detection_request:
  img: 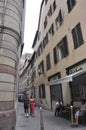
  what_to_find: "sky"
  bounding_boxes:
[23,0,42,54]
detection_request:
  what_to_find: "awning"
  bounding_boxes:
[48,68,86,85]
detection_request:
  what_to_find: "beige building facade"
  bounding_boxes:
[0,0,26,129]
[32,0,86,111]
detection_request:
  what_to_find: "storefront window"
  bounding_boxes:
[72,73,86,101]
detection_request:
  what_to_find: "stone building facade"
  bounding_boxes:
[19,53,32,94]
[32,0,86,111]
[0,0,26,129]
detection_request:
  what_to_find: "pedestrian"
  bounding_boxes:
[29,94,35,117]
[23,94,29,118]
[55,98,64,116]
[74,99,86,126]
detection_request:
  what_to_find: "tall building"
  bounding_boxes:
[32,0,86,110]
[19,53,32,94]
[0,0,26,129]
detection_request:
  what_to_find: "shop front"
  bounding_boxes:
[48,68,86,108]
[48,73,63,110]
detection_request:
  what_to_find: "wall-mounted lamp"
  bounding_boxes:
[37,68,42,75]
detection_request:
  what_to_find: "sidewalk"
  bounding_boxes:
[15,102,86,130]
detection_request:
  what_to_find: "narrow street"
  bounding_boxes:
[16,102,86,130]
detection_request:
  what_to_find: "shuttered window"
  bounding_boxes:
[53,36,69,64]
[72,23,83,49]
[53,47,58,64]
[55,10,63,30]
[67,0,76,13]
[46,53,51,70]
[39,84,46,98]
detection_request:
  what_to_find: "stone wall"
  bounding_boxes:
[0,0,25,129]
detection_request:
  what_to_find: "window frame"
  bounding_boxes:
[39,84,46,98]
[46,53,51,71]
[72,23,84,49]
[53,36,69,64]
[67,0,76,13]
[55,10,63,30]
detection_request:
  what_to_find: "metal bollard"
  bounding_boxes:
[40,107,44,130]
[70,105,74,127]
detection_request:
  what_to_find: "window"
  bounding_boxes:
[22,0,24,8]
[38,42,43,56]
[44,16,47,29]
[31,71,36,82]
[35,51,38,60]
[67,0,76,13]
[53,36,69,64]
[49,23,54,36]
[56,45,64,61]
[39,84,46,98]
[48,5,53,16]
[45,0,48,5]
[43,33,49,48]
[48,1,56,16]
[55,10,63,30]
[50,84,62,101]
[53,46,58,64]
[72,74,86,101]
[38,61,44,75]
[46,53,51,70]
[52,0,56,12]
[38,31,41,40]
[72,23,83,49]
[48,72,61,81]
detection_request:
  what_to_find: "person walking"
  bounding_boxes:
[23,94,29,118]
[55,99,64,116]
[29,94,35,117]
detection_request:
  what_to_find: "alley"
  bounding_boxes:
[16,102,86,130]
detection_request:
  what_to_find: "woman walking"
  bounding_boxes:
[29,95,35,117]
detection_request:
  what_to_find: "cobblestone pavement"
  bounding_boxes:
[15,102,86,130]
